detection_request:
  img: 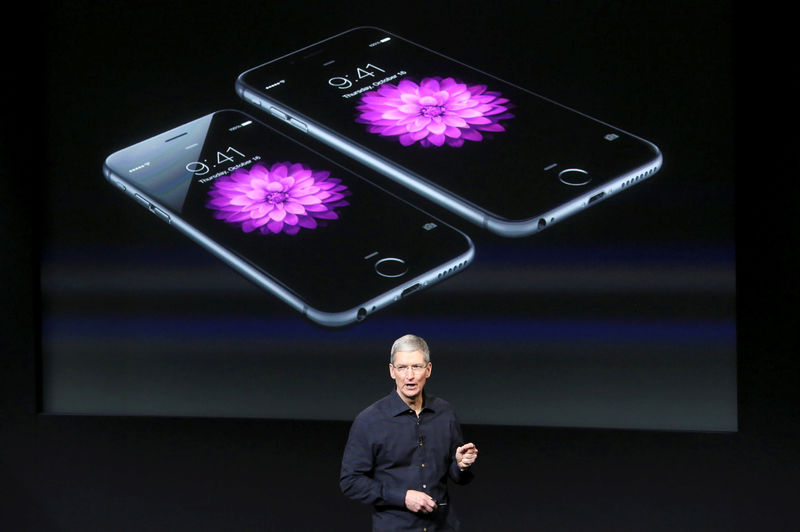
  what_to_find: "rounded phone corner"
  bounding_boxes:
[235,70,252,88]
[214,108,246,118]
[651,144,664,169]
[346,25,389,33]
[642,136,662,160]
[304,306,361,329]
[461,236,477,261]
[483,216,542,238]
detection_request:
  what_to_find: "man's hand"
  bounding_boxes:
[456,442,478,469]
[405,490,437,513]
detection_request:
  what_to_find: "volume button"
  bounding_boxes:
[269,107,288,121]
[134,193,150,208]
[288,117,307,132]
[152,206,171,224]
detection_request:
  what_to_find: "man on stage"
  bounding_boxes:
[340,334,478,531]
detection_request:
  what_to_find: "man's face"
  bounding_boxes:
[390,350,432,402]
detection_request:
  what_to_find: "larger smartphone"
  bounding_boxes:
[236,27,662,237]
[103,110,474,327]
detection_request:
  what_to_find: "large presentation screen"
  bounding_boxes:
[39,3,736,432]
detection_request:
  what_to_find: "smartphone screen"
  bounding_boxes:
[237,27,662,236]
[104,110,474,326]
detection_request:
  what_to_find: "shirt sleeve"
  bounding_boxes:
[449,458,475,485]
[448,412,475,485]
[339,415,407,508]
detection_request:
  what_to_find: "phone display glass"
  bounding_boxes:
[237,27,662,235]
[103,110,474,326]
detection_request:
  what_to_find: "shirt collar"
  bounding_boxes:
[386,389,436,416]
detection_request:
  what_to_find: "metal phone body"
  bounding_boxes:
[104,110,474,326]
[236,27,662,237]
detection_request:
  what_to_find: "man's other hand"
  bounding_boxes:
[456,442,478,469]
[405,490,437,513]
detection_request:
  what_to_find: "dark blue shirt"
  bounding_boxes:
[340,390,474,531]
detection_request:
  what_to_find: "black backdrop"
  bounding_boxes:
[3,1,798,530]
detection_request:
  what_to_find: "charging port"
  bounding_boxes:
[401,283,421,297]
[588,191,606,204]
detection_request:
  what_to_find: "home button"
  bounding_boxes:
[558,168,591,186]
[375,258,408,278]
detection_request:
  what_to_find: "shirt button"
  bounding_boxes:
[423,484,427,488]
[421,463,425,468]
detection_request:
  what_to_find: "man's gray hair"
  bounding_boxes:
[390,334,430,364]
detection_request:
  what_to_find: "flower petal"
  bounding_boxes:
[427,120,447,135]
[427,133,446,146]
[408,116,431,132]
[284,201,307,215]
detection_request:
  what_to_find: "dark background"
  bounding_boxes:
[3,1,797,530]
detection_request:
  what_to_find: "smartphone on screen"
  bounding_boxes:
[236,27,662,237]
[103,110,474,327]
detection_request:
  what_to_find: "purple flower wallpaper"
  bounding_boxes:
[356,76,514,147]
[206,161,349,235]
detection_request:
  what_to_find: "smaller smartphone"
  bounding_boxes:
[236,27,662,237]
[103,110,474,327]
